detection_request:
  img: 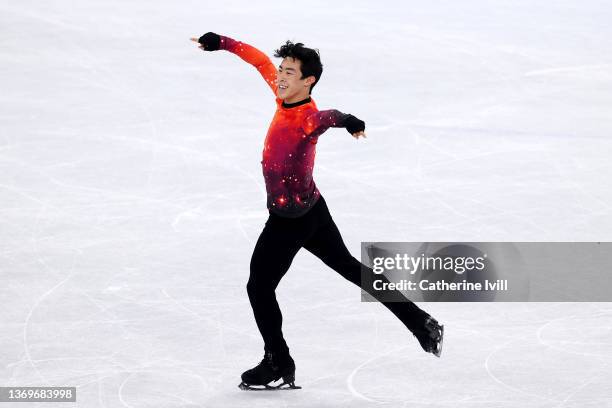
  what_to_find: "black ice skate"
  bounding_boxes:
[416,316,444,357]
[238,350,301,391]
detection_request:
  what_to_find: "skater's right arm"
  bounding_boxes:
[191,32,277,96]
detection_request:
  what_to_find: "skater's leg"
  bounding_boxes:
[248,211,319,355]
[302,198,430,335]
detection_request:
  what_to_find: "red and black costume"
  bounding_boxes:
[199,33,433,367]
[219,34,354,217]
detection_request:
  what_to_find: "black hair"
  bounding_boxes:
[274,41,323,93]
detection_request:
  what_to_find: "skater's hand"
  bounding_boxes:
[345,114,366,139]
[352,130,366,139]
[190,32,221,51]
[190,37,205,51]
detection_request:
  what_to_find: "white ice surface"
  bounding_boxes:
[1,0,612,407]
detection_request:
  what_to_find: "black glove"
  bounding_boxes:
[198,32,221,51]
[345,114,365,134]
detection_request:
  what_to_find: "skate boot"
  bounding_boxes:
[416,316,444,357]
[238,350,301,390]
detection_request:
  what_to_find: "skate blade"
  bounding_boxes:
[238,381,302,391]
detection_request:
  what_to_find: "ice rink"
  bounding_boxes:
[1,0,612,406]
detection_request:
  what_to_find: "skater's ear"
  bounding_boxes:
[302,75,316,89]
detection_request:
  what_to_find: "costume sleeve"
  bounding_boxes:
[302,110,350,139]
[219,35,277,96]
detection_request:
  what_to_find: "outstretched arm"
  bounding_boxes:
[190,33,277,95]
[303,110,366,140]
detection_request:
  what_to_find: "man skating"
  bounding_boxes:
[191,32,443,390]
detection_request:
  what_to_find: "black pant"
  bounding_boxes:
[247,195,430,355]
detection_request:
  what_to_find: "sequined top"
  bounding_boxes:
[220,35,349,217]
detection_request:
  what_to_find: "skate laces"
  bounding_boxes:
[261,351,278,370]
[425,317,442,339]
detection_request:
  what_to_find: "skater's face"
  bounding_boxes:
[276,57,315,103]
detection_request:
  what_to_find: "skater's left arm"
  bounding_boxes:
[303,110,366,140]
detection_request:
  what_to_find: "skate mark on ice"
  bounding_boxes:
[484,335,557,403]
[536,311,612,358]
[23,237,80,387]
[524,64,612,77]
[552,377,597,408]
[161,288,259,342]
[346,346,409,404]
[117,368,208,408]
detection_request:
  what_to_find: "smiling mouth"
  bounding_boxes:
[279,84,288,90]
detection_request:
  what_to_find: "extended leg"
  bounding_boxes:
[302,214,433,343]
